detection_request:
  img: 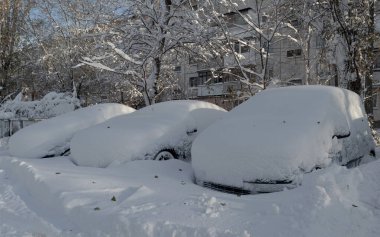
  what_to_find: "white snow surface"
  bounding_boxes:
[0,152,379,237]
[192,86,375,187]
[8,103,135,158]
[70,100,226,168]
[1,92,379,236]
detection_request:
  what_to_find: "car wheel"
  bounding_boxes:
[345,156,363,168]
[153,150,176,161]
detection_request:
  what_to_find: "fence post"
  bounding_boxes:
[9,120,12,136]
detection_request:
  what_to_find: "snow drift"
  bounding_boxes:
[0,155,379,237]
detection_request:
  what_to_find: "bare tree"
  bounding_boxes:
[203,0,295,97]
[323,0,376,113]
[0,0,34,98]
[79,0,205,106]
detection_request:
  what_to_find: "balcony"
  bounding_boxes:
[224,51,255,67]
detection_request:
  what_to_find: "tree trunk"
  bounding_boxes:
[364,0,375,116]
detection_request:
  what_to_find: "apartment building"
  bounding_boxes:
[177,0,334,110]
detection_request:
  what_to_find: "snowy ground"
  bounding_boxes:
[0,144,379,237]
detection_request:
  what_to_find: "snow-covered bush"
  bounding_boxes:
[0,92,80,119]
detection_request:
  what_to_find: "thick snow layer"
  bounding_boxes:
[0,92,80,119]
[0,154,379,236]
[70,100,226,168]
[192,86,376,188]
[8,104,135,158]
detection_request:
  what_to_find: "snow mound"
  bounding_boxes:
[70,100,226,168]
[0,92,80,119]
[192,86,376,190]
[8,103,135,158]
[0,155,379,236]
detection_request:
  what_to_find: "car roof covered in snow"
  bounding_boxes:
[70,100,226,168]
[192,86,375,187]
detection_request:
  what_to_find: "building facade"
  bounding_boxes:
[177,0,335,110]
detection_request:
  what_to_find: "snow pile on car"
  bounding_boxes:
[192,86,375,188]
[0,92,80,119]
[70,100,226,168]
[8,103,135,158]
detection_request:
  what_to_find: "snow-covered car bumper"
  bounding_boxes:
[196,178,299,195]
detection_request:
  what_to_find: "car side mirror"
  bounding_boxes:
[186,128,198,135]
[332,131,351,139]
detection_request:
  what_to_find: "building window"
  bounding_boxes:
[294,49,302,56]
[287,49,302,57]
[198,71,212,84]
[189,77,198,87]
[174,66,181,72]
[240,42,250,53]
[373,93,378,108]
[234,41,240,53]
[234,37,253,54]
[224,8,251,26]
[375,55,380,69]
[213,77,224,83]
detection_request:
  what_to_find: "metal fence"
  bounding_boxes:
[0,118,42,138]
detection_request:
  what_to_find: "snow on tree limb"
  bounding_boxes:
[107,42,143,65]
[79,60,118,73]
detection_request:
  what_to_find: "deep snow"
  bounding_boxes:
[1,94,379,236]
[0,150,379,236]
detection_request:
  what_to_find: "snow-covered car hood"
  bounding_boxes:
[192,116,337,187]
[192,86,375,190]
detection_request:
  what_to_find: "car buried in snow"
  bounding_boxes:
[8,103,135,159]
[191,86,376,195]
[70,100,226,168]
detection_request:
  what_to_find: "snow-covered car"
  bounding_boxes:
[9,103,135,158]
[192,86,376,194]
[70,100,227,168]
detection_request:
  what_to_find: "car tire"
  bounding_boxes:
[153,150,177,161]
